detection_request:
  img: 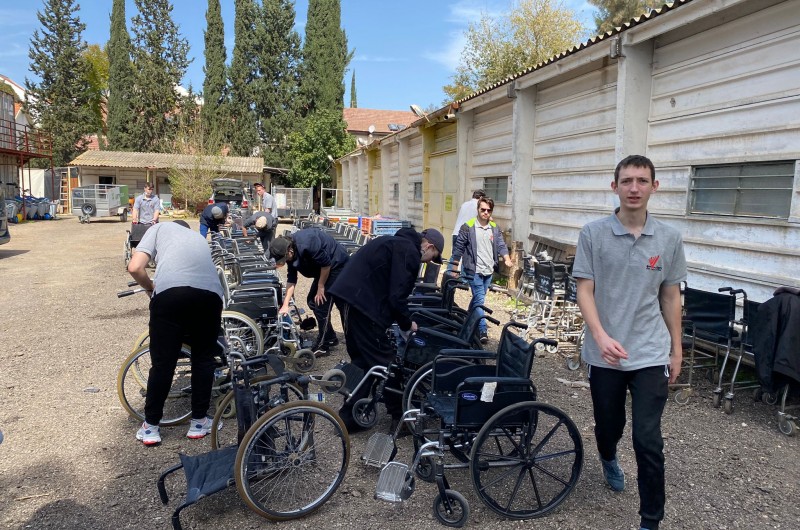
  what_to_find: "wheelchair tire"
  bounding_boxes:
[469,401,583,519]
[210,377,303,450]
[130,329,151,354]
[352,397,379,429]
[235,402,350,520]
[221,311,264,357]
[81,203,96,216]
[433,489,469,528]
[116,345,193,426]
[320,368,346,394]
[291,349,315,373]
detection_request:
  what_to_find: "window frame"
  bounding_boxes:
[483,176,509,204]
[413,182,422,200]
[688,161,795,220]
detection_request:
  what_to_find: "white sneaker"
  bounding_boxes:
[187,417,213,439]
[136,422,161,445]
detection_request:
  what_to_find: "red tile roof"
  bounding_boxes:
[343,108,417,135]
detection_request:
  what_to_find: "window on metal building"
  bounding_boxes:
[483,176,509,204]
[689,161,795,219]
[413,182,422,200]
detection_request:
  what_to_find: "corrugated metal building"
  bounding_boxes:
[335,0,800,303]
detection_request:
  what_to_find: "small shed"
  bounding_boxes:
[68,150,264,209]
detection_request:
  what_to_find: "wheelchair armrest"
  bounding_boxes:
[461,376,533,387]
[415,325,470,342]
[410,309,460,330]
[438,349,494,360]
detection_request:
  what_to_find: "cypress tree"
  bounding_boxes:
[300,0,351,115]
[228,0,260,157]
[254,0,303,167]
[129,0,190,152]
[106,0,136,150]
[349,70,356,108]
[25,0,95,167]
[200,0,228,152]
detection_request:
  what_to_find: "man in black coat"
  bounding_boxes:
[270,228,350,356]
[328,227,445,431]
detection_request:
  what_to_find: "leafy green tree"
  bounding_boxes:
[300,0,351,115]
[349,70,356,108]
[252,0,303,168]
[286,109,355,187]
[25,0,95,167]
[443,0,586,102]
[228,0,260,156]
[200,0,228,152]
[106,0,136,150]
[589,0,663,34]
[129,0,191,152]
[82,44,108,139]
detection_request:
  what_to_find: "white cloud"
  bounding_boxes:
[422,30,466,72]
[353,54,403,63]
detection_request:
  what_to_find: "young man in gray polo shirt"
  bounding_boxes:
[132,183,160,224]
[573,154,686,530]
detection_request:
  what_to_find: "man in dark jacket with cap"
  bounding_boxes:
[269,229,350,356]
[199,202,229,238]
[242,211,275,250]
[328,226,444,431]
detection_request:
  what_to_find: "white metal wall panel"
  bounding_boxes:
[387,144,400,217]
[648,2,800,301]
[470,100,513,227]
[530,65,618,245]
[407,135,424,228]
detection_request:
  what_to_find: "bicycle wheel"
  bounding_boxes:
[116,345,193,426]
[222,310,264,357]
[235,401,350,521]
[210,378,304,450]
[469,401,583,519]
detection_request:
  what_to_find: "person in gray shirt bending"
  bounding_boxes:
[242,211,276,250]
[127,220,224,446]
[573,154,686,530]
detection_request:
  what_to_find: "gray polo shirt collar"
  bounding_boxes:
[610,208,655,237]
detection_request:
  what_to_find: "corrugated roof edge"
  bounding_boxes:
[69,150,264,174]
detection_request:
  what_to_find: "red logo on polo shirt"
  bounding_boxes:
[646,255,662,271]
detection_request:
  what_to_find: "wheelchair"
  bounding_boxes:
[321,304,497,430]
[363,322,584,527]
[123,221,156,269]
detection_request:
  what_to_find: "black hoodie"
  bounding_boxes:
[328,228,421,331]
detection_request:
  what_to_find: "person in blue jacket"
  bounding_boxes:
[199,202,228,237]
[451,196,512,343]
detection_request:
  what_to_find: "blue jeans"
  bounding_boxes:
[468,273,493,333]
[199,223,209,238]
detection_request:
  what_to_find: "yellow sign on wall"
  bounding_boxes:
[445,195,453,211]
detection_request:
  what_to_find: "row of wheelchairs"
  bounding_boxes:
[680,284,799,436]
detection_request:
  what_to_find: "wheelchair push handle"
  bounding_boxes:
[718,286,745,295]
[117,287,149,298]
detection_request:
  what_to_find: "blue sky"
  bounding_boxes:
[0,0,597,111]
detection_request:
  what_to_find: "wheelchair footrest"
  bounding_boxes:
[375,461,414,503]
[361,432,395,468]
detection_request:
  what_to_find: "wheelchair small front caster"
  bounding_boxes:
[353,398,379,429]
[433,489,469,527]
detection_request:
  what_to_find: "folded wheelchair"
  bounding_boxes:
[362,322,584,527]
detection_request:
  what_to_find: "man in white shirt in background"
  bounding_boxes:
[452,189,485,248]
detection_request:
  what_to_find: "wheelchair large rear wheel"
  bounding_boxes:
[116,345,193,426]
[403,358,473,413]
[469,401,583,519]
[221,311,264,357]
[235,402,350,520]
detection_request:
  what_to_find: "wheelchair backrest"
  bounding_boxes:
[683,287,737,341]
[496,327,536,379]
[457,307,483,345]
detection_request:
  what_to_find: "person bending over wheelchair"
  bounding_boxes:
[242,211,275,250]
[127,220,225,446]
[329,227,444,433]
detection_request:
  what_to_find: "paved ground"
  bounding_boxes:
[0,215,798,529]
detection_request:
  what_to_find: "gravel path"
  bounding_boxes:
[0,217,797,530]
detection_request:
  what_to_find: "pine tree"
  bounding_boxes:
[129,0,190,152]
[25,0,95,167]
[106,0,136,150]
[349,70,356,108]
[228,0,260,157]
[300,0,351,115]
[200,0,228,152]
[254,0,303,167]
[588,0,663,34]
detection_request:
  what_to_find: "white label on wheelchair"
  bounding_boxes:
[480,382,497,402]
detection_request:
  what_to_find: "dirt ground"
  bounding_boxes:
[0,216,798,530]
